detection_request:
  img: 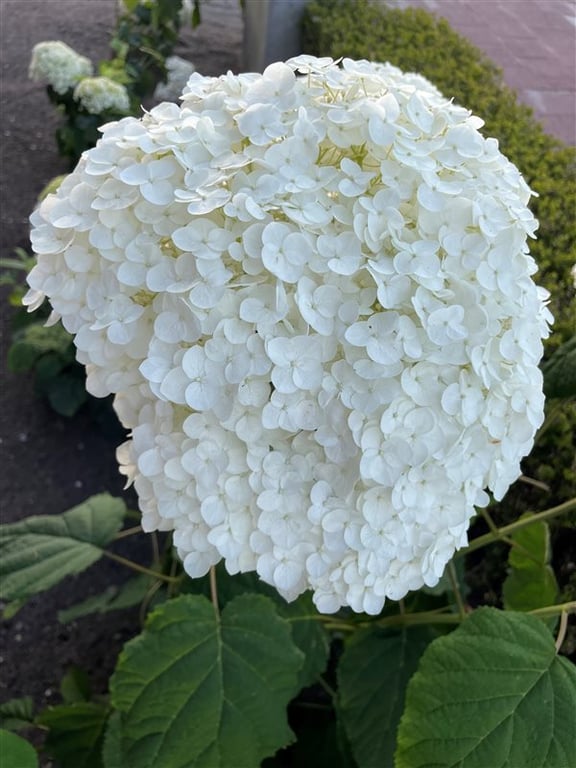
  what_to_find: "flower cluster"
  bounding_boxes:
[73,76,130,115]
[153,56,196,103]
[26,56,551,614]
[29,40,93,95]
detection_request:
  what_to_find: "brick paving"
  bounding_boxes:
[384,0,576,144]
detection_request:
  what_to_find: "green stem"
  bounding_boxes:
[209,565,219,620]
[555,611,569,654]
[529,600,576,619]
[376,611,463,628]
[316,676,337,700]
[448,561,467,620]
[102,550,179,583]
[114,525,143,540]
[462,497,576,556]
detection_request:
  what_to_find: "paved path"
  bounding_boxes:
[385,0,576,144]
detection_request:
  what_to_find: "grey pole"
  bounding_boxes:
[243,0,309,72]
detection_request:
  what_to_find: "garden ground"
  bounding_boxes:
[0,0,573,724]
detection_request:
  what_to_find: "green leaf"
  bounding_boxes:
[395,608,576,768]
[183,568,329,690]
[0,494,126,604]
[0,697,35,731]
[338,628,433,768]
[102,711,122,768]
[542,335,576,399]
[60,667,92,704]
[276,593,330,690]
[110,594,304,768]
[0,729,38,767]
[7,322,74,372]
[192,0,201,28]
[122,0,140,12]
[37,702,110,768]
[44,372,88,417]
[58,575,158,624]
[502,566,558,615]
[503,515,558,612]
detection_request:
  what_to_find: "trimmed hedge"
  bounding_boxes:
[302,0,575,349]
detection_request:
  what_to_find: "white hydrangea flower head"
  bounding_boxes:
[25,56,552,614]
[153,56,197,103]
[29,40,93,95]
[73,76,131,115]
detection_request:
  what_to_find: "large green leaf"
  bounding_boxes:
[0,729,38,768]
[0,697,35,731]
[37,702,110,768]
[503,515,558,613]
[338,627,433,768]
[0,494,126,605]
[276,592,330,690]
[183,567,329,690]
[395,608,576,768]
[110,594,304,768]
[102,711,122,768]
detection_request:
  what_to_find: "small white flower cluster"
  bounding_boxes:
[29,41,93,95]
[26,57,552,614]
[73,76,131,115]
[153,56,196,103]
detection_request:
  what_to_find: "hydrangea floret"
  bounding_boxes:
[29,40,93,95]
[73,76,131,115]
[25,56,552,614]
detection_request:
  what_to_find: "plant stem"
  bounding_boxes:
[519,475,550,492]
[316,676,337,700]
[114,525,143,540]
[209,565,219,620]
[555,611,569,654]
[448,561,467,620]
[462,497,576,555]
[102,550,179,583]
[529,600,576,619]
[377,611,463,628]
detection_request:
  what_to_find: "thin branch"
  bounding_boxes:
[518,475,550,492]
[462,497,576,556]
[209,565,219,620]
[114,525,143,540]
[102,550,179,583]
[150,531,161,569]
[555,611,569,654]
[448,561,467,620]
[377,611,463,629]
[316,676,337,700]
[139,578,165,627]
[529,600,576,619]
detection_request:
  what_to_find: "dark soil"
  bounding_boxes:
[0,0,242,718]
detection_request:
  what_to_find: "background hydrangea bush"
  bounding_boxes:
[24,56,552,615]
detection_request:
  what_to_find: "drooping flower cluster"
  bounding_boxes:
[25,56,552,614]
[73,76,131,115]
[29,41,93,94]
